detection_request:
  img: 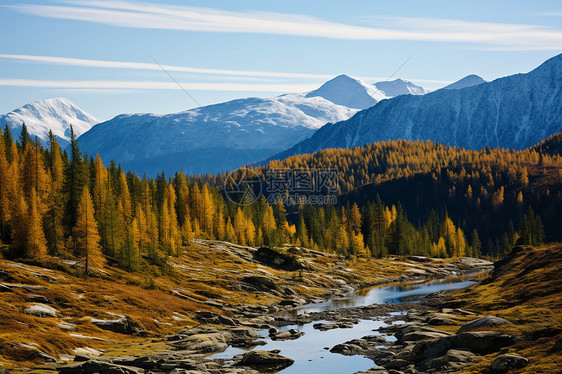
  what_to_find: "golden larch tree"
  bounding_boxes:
[73,187,105,275]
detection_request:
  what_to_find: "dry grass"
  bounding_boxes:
[439,244,562,373]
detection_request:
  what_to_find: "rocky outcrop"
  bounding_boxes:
[239,350,294,371]
[194,311,237,326]
[457,316,510,332]
[253,247,303,271]
[490,354,528,372]
[269,328,304,341]
[91,314,143,335]
[25,303,57,317]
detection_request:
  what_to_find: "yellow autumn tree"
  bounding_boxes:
[73,187,105,275]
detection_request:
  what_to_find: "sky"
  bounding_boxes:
[0,0,561,121]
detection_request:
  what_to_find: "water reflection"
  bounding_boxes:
[211,275,482,374]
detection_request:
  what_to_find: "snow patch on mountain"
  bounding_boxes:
[373,79,426,97]
[1,97,98,146]
[306,75,387,109]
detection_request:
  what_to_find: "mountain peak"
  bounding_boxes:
[306,75,386,109]
[442,75,486,90]
[373,79,426,97]
[1,97,98,146]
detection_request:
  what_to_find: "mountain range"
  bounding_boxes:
[0,97,98,147]
[3,53,561,177]
[270,54,562,162]
[76,75,423,175]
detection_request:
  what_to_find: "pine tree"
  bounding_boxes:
[471,229,481,258]
[73,187,105,275]
[19,123,31,149]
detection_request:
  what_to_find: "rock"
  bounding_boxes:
[269,329,304,341]
[410,337,454,363]
[490,354,528,372]
[241,276,278,292]
[424,349,477,370]
[401,330,451,342]
[91,315,143,335]
[25,303,57,317]
[239,350,294,371]
[229,327,260,347]
[169,331,231,353]
[195,311,237,326]
[253,247,302,271]
[313,322,339,331]
[408,256,432,263]
[457,316,510,332]
[426,316,455,326]
[553,338,562,351]
[58,360,144,374]
[330,339,369,355]
[25,294,50,303]
[456,257,494,268]
[453,331,516,354]
[384,359,409,370]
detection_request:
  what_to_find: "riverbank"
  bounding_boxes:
[0,239,495,372]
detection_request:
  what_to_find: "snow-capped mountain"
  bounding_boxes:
[1,97,98,147]
[270,54,562,162]
[305,75,387,109]
[373,79,426,97]
[77,79,369,175]
[441,74,486,90]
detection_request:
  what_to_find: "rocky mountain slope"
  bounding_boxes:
[271,54,562,161]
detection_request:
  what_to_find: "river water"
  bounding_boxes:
[213,277,477,374]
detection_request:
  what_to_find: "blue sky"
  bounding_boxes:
[1,0,561,121]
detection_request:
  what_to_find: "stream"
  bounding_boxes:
[212,277,478,374]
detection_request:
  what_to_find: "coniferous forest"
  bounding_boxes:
[0,123,559,275]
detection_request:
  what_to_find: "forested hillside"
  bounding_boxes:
[0,125,559,276]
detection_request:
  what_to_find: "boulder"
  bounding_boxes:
[241,276,278,292]
[402,330,452,342]
[313,322,339,331]
[453,331,515,354]
[229,327,260,347]
[424,349,478,370]
[383,359,409,370]
[169,332,230,353]
[457,316,510,333]
[25,303,57,317]
[253,247,302,271]
[269,329,304,341]
[490,354,528,372]
[194,311,237,326]
[426,316,455,326]
[239,350,294,371]
[91,315,142,335]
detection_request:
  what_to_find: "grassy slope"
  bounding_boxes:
[0,240,416,369]
[445,244,562,373]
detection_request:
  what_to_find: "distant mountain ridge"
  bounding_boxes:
[1,97,98,147]
[270,54,562,162]
[441,74,486,90]
[78,75,424,176]
[373,78,426,97]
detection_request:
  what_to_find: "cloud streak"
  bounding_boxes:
[0,78,319,92]
[0,53,454,85]
[7,0,562,50]
[0,53,335,80]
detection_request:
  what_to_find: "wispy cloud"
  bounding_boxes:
[7,0,562,50]
[0,53,454,85]
[0,53,335,80]
[0,78,319,92]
